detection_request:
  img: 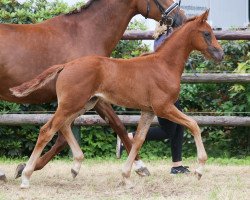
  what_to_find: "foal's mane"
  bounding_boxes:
[66,0,99,16]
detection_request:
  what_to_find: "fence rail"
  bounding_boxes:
[182,73,250,83]
[122,30,250,40]
[0,114,249,126]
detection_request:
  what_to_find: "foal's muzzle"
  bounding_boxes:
[207,46,224,62]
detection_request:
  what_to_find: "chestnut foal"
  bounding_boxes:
[11,10,223,188]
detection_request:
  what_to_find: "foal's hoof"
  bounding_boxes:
[0,171,7,182]
[71,169,78,179]
[135,167,151,177]
[20,182,30,189]
[122,178,134,189]
[15,163,26,179]
[194,170,202,180]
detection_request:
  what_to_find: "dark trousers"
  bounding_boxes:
[145,101,184,162]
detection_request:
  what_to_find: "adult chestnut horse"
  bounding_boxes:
[0,0,186,177]
[11,10,224,188]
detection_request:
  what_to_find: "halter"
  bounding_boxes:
[145,0,181,28]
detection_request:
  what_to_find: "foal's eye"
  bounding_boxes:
[203,31,211,43]
[204,32,210,37]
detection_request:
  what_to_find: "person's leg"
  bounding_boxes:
[158,100,190,174]
[170,124,183,165]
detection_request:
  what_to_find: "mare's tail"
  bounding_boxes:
[10,64,64,97]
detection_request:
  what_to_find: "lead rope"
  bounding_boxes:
[145,0,150,19]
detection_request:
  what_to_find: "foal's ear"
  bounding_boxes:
[197,9,210,23]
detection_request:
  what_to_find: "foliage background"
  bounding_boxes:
[0,0,249,159]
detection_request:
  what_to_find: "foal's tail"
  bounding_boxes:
[10,64,64,97]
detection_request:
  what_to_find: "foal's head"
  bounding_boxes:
[187,10,224,62]
[134,0,186,27]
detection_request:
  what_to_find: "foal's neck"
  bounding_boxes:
[60,0,137,56]
[156,27,193,76]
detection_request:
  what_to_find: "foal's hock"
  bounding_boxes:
[11,10,223,188]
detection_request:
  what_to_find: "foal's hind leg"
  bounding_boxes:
[15,132,68,179]
[21,110,68,188]
[154,104,207,179]
[60,124,83,178]
[59,97,99,178]
[122,111,155,187]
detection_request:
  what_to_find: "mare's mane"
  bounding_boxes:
[139,16,197,57]
[153,16,197,52]
[66,0,99,15]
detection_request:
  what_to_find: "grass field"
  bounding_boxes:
[0,158,249,200]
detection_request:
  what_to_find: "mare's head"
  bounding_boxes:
[133,0,186,28]
[187,10,224,62]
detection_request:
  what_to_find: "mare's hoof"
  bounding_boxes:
[15,163,26,179]
[135,167,151,177]
[194,170,202,180]
[0,171,7,182]
[71,169,78,179]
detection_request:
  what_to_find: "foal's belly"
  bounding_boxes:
[94,92,151,111]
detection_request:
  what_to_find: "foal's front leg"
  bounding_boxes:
[94,100,150,176]
[154,104,208,179]
[122,111,155,187]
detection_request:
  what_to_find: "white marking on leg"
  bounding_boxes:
[122,111,154,182]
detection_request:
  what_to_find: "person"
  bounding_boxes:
[116,23,190,175]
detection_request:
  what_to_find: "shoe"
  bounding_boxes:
[170,166,190,174]
[116,136,124,159]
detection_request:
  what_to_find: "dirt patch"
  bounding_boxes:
[0,160,249,200]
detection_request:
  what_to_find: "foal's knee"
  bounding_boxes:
[75,152,84,162]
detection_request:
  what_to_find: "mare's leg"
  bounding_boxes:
[94,100,150,176]
[122,111,155,187]
[154,104,207,179]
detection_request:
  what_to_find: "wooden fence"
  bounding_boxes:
[0,114,249,126]
[122,30,250,40]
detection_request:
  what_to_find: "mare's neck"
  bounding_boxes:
[156,27,193,76]
[58,0,137,56]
